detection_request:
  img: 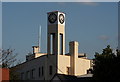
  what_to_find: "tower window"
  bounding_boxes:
[60,34,63,55]
[31,69,35,79]
[26,71,30,80]
[39,67,41,77]
[50,33,55,55]
[49,65,52,75]
[42,66,44,76]
[21,72,24,80]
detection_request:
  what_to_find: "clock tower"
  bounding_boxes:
[47,11,65,55]
[46,11,65,80]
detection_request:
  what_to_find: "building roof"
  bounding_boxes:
[77,74,93,78]
[51,74,93,81]
[11,54,47,68]
[51,74,78,81]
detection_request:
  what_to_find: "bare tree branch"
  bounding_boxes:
[0,48,18,68]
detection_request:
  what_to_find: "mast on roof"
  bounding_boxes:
[38,25,41,52]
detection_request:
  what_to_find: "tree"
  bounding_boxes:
[0,48,20,80]
[93,45,120,80]
[0,48,17,68]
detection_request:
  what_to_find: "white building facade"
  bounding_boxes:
[12,11,92,80]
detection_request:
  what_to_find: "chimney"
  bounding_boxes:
[32,46,39,54]
[69,41,79,75]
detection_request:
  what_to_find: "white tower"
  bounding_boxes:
[46,11,65,80]
[47,11,65,55]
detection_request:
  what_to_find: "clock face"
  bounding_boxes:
[59,14,64,24]
[48,13,57,23]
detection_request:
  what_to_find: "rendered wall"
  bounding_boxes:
[46,55,57,80]
[58,55,70,74]
[13,56,46,80]
[57,54,91,76]
[75,58,91,76]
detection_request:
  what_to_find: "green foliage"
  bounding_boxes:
[93,45,120,80]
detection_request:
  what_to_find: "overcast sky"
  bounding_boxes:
[2,2,118,62]
[0,2,2,49]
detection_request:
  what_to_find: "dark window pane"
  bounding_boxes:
[39,67,41,77]
[42,66,44,76]
[49,65,52,75]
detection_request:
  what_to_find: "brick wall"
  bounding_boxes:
[0,68,9,81]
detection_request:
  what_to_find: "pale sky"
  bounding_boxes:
[0,2,2,49]
[2,2,118,63]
